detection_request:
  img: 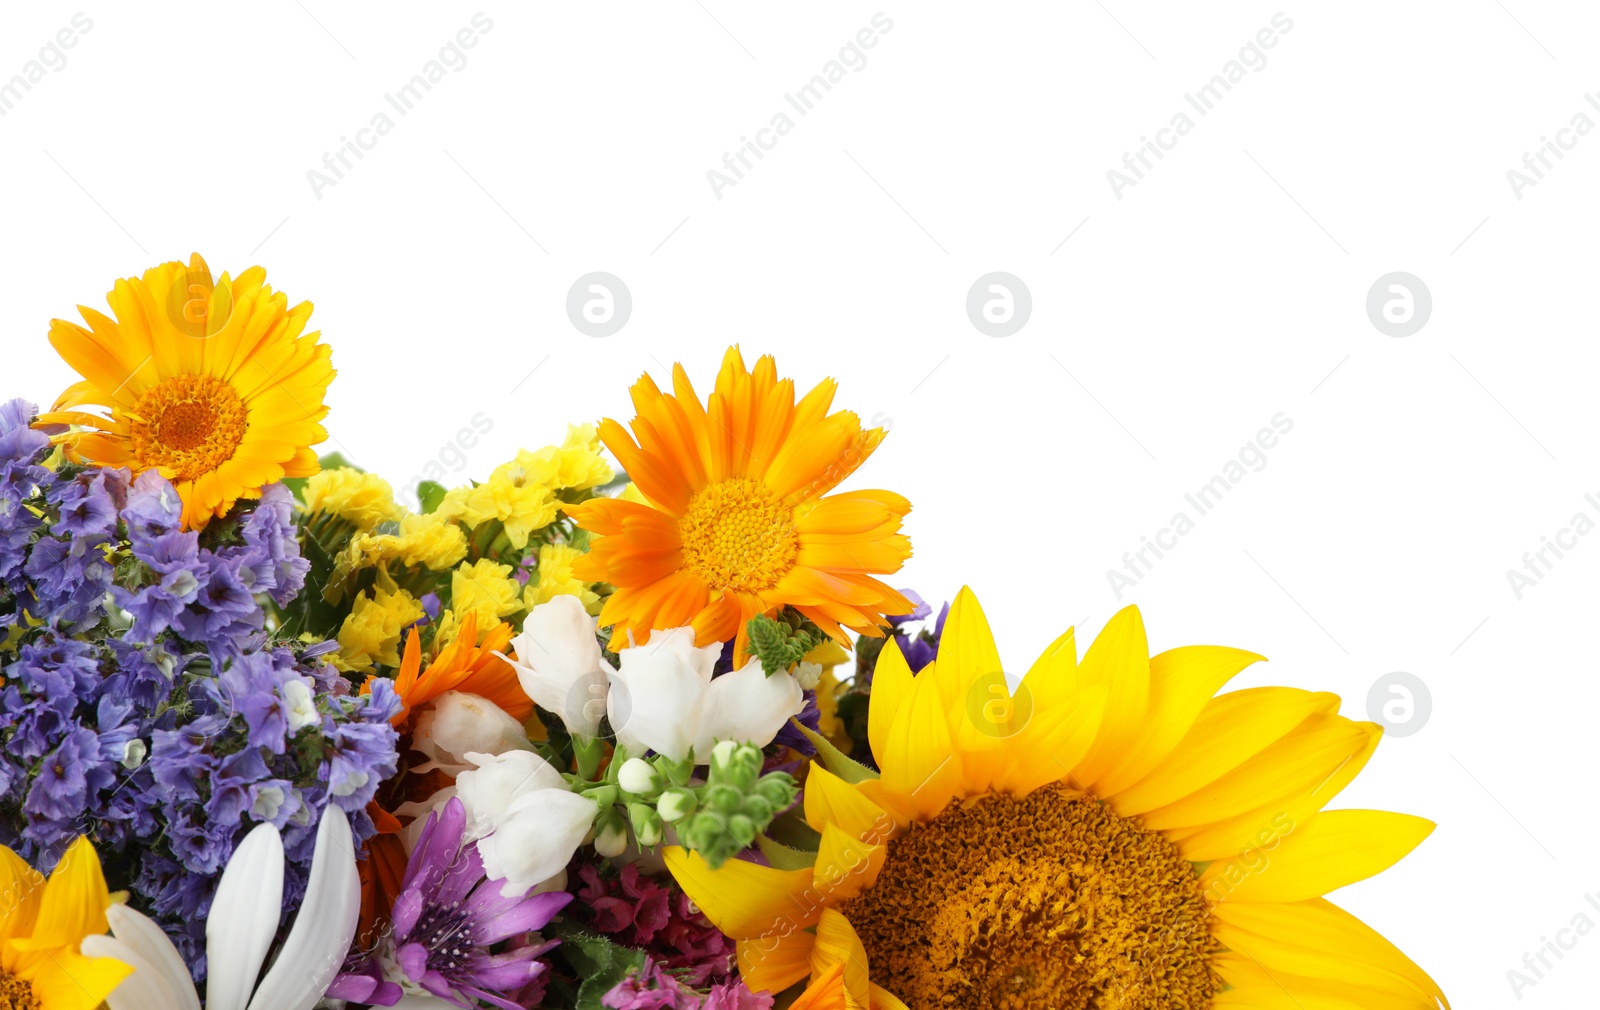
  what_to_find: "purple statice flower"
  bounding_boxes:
[237,482,309,606]
[332,796,571,1009]
[603,959,774,1010]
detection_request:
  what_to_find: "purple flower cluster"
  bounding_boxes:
[115,468,308,663]
[575,862,736,987]
[0,398,397,975]
[603,959,773,1010]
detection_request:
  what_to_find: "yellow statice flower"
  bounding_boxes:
[436,477,558,550]
[522,543,601,615]
[335,585,424,672]
[302,467,404,530]
[514,423,614,492]
[452,558,524,632]
[393,512,468,570]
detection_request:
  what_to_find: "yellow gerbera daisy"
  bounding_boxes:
[36,253,334,529]
[666,588,1448,1010]
[0,836,132,1010]
[569,348,913,659]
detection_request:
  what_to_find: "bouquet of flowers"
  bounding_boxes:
[0,256,1448,1010]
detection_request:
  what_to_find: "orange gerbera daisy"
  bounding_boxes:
[569,348,913,658]
[368,611,529,728]
[36,253,333,529]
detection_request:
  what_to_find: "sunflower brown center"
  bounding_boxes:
[677,478,798,591]
[128,374,248,481]
[839,785,1220,1010]
[0,971,41,1010]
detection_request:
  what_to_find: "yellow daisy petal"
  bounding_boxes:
[1201,809,1435,903]
[1069,605,1151,787]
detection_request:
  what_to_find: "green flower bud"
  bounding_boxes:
[706,784,743,815]
[629,802,663,847]
[727,814,757,847]
[741,795,773,823]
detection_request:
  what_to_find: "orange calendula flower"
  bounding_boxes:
[36,253,333,529]
[372,611,529,728]
[667,589,1449,1010]
[569,348,913,658]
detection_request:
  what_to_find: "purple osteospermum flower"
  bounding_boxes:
[334,796,570,1009]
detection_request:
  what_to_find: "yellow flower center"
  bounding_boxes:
[677,478,798,592]
[840,784,1220,1010]
[128,374,248,481]
[0,971,40,1010]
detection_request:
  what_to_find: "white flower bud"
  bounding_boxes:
[617,758,659,796]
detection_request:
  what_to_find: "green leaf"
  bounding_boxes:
[318,451,362,472]
[552,925,648,1010]
[417,480,447,514]
[788,718,878,784]
[756,833,818,870]
[746,610,824,677]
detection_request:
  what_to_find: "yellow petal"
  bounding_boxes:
[867,638,914,770]
[931,587,1003,713]
[1069,605,1150,787]
[738,931,816,995]
[16,946,134,1010]
[11,837,110,953]
[870,982,912,1010]
[811,908,871,1008]
[1141,714,1378,831]
[1211,954,1436,1010]
[811,824,887,904]
[1091,645,1263,796]
[878,660,964,821]
[663,847,819,939]
[1018,625,1077,713]
[804,766,893,843]
[1213,899,1448,1007]
[0,845,44,947]
[1173,720,1381,861]
[789,960,855,1010]
[1201,809,1435,904]
[1109,687,1336,815]
[989,681,1107,799]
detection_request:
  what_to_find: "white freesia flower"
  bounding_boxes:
[504,594,612,737]
[454,749,597,897]
[412,689,532,775]
[87,809,360,1010]
[607,627,803,763]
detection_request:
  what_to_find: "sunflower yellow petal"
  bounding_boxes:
[1173,720,1381,861]
[1069,605,1151,787]
[1092,645,1263,796]
[12,837,111,952]
[804,766,893,842]
[17,946,134,1010]
[1213,898,1449,1008]
[932,586,1003,713]
[1213,909,1446,1007]
[810,908,872,1008]
[879,662,964,821]
[0,845,44,946]
[738,931,816,996]
[1110,687,1336,815]
[1140,714,1379,831]
[989,681,1107,799]
[811,823,887,904]
[663,847,819,939]
[1211,954,1436,1010]
[867,637,915,770]
[1201,809,1434,903]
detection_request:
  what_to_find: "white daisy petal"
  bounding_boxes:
[105,904,202,1010]
[205,822,285,1010]
[83,934,184,1010]
[246,808,361,1010]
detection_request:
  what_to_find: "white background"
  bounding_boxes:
[2,2,1596,1004]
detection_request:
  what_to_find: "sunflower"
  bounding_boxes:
[569,347,912,659]
[0,836,133,1010]
[36,253,334,529]
[666,588,1448,1010]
